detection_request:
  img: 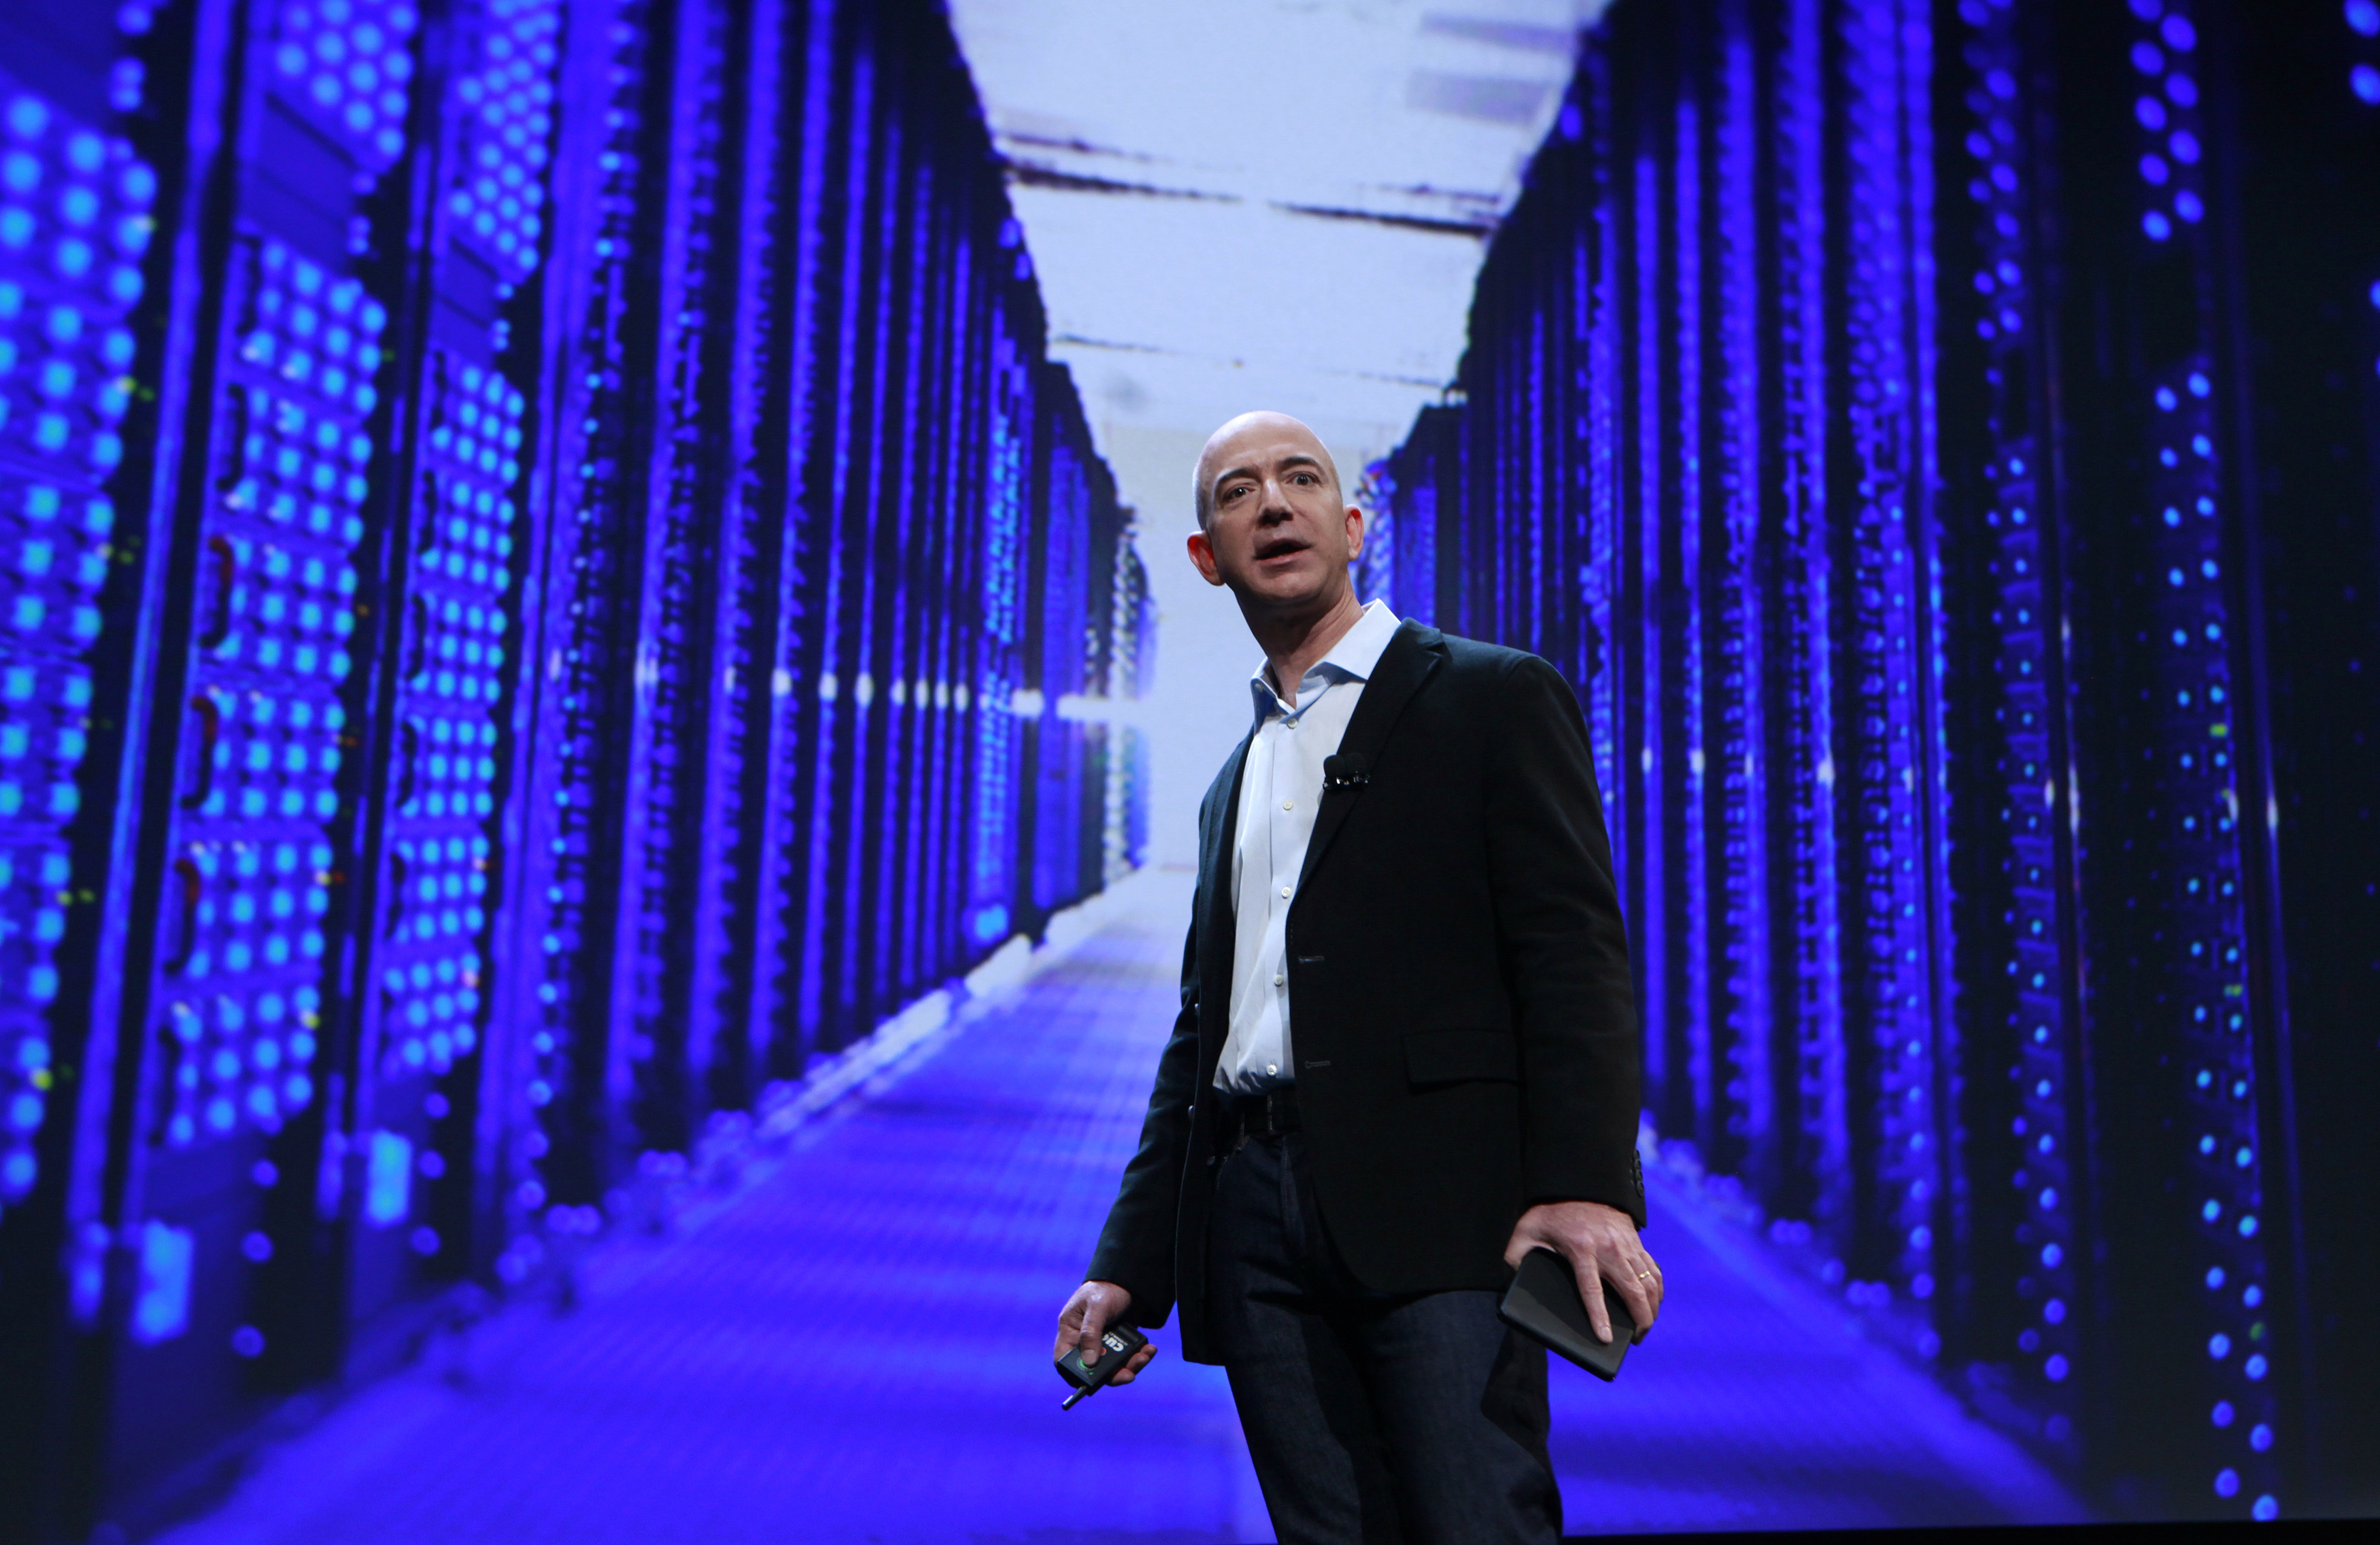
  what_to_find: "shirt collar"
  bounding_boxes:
[1249,600,1402,724]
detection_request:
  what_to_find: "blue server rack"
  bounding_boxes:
[1379,0,2379,1518]
[1022,369,1122,922]
[0,2,1152,1538]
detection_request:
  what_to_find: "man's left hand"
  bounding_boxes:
[1503,1200,1662,1344]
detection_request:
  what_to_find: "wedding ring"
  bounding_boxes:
[1636,1271,1654,1279]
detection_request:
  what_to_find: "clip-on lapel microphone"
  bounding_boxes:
[1323,753,1370,791]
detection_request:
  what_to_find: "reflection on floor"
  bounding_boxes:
[154,870,2088,1545]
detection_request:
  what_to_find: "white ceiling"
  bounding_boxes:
[946,0,1610,518]
[944,1,1609,864]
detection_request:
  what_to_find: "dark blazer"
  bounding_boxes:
[1085,619,1645,1364]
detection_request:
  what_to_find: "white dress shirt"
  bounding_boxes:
[1216,600,1402,1095]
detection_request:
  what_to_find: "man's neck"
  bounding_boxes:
[1249,590,1367,710]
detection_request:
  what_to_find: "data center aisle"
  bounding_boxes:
[154,870,2084,1545]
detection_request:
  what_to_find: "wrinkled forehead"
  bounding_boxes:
[1200,422,1337,490]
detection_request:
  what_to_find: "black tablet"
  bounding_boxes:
[1497,1246,1637,1382]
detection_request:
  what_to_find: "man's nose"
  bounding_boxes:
[1257,478,1295,517]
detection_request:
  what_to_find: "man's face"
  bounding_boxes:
[1187,414,1363,615]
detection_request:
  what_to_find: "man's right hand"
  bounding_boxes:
[1054,1280,1158,1387]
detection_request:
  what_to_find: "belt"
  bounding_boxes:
[1223,1087,1300,1151]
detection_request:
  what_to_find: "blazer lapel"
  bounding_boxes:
[1195,732,1252,1072]
[1296,621,1444,892]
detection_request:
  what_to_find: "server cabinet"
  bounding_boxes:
[0,2,204,1532]
[0,2,1151,1538]
[0,0,578,1527]
[1378,0,2378,1518]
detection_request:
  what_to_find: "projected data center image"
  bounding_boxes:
[0,2,2373,1542]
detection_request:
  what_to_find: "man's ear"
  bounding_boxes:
[1187,528,1225,587]
[1343,504,1365,560]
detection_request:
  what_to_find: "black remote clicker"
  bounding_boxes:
[1055,1323,1147,1409]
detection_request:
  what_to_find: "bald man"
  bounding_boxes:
[1053,412,1657,1545]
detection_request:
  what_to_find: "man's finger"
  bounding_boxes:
[1633,1257,1665,1320]
[1501,1227,1543,1271]
[1110,1344,1158,1386]
[1053,1301,1085,1363]
[1579,1260,1614,1343]
[1061,1295,1095,1352]
[1611,1263,1656,1334]
[1552,1242,1618,1343]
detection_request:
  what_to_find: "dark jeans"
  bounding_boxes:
[1207,1130,1561,1545]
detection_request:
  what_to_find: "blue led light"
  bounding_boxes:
[151,225,390,1155]
[2107,3,2286,1509]
[364,1129,412,1225]
[269,0,420,171]
[1712,24,1771,1163]
[1673,88,1713,1143]
[129,1220,193,1344]
[966,337,1030,944]
[0,76,164,1209]
[445,0,560,282]
[1829,0,1956,1316]
[1631,123,1667,1108]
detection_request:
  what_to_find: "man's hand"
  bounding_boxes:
[1503,1200,1663,1345]
[1053,1280,1159,1387]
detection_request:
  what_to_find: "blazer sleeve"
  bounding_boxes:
[1485,652,1647,1228]
[1081,915,1202,1323]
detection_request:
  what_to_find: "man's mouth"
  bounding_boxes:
[1255,537,1309,564]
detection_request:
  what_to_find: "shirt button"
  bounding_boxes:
[1272,973,1284,986]
[1279,885,1291,899]
[1266,1064,1278,1076]
[1282,800,1293,811]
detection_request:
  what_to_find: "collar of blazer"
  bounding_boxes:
[1293,618,1444,892]
[1196,619,1447,906]
[1191,620,1446,1058]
